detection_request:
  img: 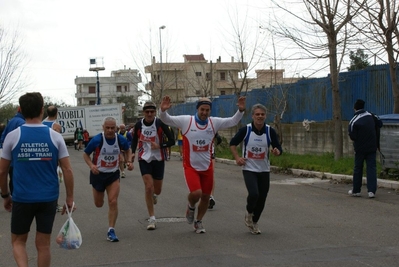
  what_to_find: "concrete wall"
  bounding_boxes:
[218,121,355,157]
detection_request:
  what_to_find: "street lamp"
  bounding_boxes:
[159,25,166,99]
[89,58,105,105]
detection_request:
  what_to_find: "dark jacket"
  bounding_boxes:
[348,109,377,153]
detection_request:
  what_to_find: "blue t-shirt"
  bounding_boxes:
[2,124,68,202]
[0,112,25,149]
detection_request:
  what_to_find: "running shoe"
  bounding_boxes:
[208,196,215,209]
[348,190,361,197]
[121,172,125,178]
[153,194,158,205]
[245,211,254,229]
[186,205,195,224]
[194,220,206,234]
[368,192,375,198]
[107,229,119,242]
[147,218,156,230]
[251,223,261,235]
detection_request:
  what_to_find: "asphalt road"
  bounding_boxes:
[1,147,399,267]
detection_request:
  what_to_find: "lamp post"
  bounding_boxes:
[159,25,166,99]
[89,58,105,105]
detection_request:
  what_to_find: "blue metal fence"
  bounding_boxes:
[168,64,397,124]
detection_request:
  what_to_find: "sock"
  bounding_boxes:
[150,216,156,221]
[188,204,195,210]
[108,227,114,232]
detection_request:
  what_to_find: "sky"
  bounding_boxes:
[0,0,338,106]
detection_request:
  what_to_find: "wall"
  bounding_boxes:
[218,121,354,157]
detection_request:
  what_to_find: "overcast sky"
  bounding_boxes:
[0,0,329,106]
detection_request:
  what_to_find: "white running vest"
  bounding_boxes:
[183,117,215,171]
[96,133,120,173]
[138,118,163,162]
[242,124,271,172]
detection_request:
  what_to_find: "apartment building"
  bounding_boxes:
[144,54,298,104]
[144,54,248,103]
[74,68,142,119]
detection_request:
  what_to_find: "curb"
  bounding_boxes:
[213,156,399,190]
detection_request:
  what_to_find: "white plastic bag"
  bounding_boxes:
[56,202,82,249]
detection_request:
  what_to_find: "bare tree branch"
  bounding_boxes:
[0,24,29,106]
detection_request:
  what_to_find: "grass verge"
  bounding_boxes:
[172,143,398,181]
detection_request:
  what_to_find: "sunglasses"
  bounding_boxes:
[144,110,156,114]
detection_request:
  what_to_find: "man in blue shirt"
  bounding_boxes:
[0,108,25,195]
[0,92,75,267]
[83,117,133,242]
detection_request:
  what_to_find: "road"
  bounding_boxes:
[1,147,399,267]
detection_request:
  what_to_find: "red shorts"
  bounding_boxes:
[183,164,214,195]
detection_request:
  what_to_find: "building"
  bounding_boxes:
[75,68,142,120]
[144,54,248,103]
[144,54,299,104]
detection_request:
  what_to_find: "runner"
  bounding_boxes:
[159,95,246,233]
[230,103,282,234]
[131,101,175,230]
[83,117,133,242]
[118,124,132,178]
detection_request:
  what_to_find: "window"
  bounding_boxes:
[89,86,96,94]
[221,90,226,95]
[195,90,201,95]
[195,72,202,77]
[117,86,122,92]
[205,73,211,81]
[124,86,128,92]
[89,100,96,105]
[220,72,226,81]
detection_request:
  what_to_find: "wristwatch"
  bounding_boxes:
[1,192,10,198]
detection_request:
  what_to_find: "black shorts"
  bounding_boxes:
[11,200,57,235]
[90,170,120,192]
[138,160,165,180]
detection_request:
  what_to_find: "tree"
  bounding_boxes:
[0,102,18,124]
[0,24,29,106]
[224,4,268,97]
[358,0,399,113]
[271,0,366,160]
[347,49,370,71]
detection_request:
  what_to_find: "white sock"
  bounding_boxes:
[108,227,114,232]
[150,216,156,221]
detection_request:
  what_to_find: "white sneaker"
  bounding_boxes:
[348,190,361,197]
[147,218,156,230]
[368,192,375,198]
[186,205,195,224]
[153,194,158,205]
[245,211,254,229]
[250,223,261,235]
[194,220,206,234]
[121,172,125,178]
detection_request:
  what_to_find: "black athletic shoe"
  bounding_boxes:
[208,197,215,209]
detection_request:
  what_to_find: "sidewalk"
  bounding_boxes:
[214,156,399,190]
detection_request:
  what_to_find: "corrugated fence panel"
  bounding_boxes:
[168,64,397,123]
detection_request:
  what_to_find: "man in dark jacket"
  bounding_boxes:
[348,99,382,198]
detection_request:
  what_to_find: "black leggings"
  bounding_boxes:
[243,170,270,223]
